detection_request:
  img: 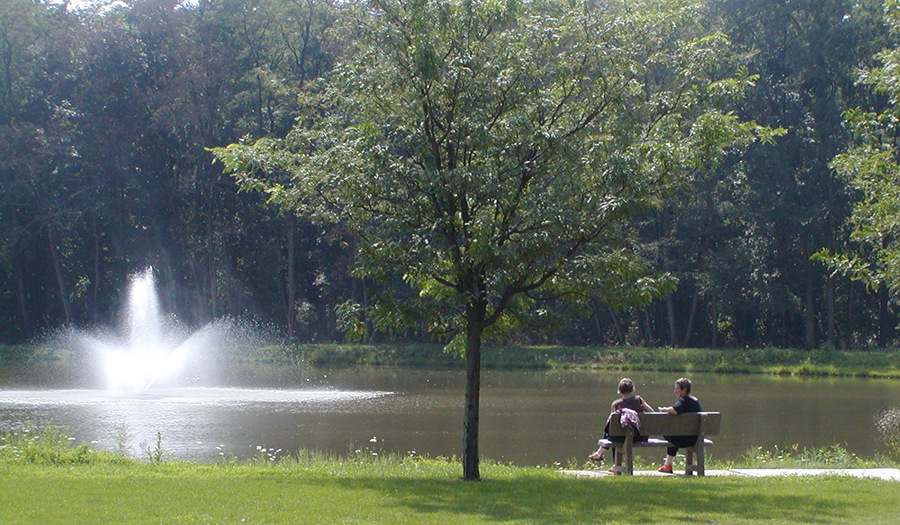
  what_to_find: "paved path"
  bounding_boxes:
[562,468,900,481]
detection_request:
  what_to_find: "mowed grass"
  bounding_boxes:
[1,459,899,525]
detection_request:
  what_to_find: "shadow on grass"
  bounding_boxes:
[314,476,878,524]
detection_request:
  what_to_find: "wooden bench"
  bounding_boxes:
[598,412,721,476]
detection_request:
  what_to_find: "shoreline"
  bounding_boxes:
[5,342,900,380]
[277,343,900,379]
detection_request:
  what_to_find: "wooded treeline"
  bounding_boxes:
[0,0,895,349]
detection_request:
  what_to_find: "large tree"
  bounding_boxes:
[219,0,770,480]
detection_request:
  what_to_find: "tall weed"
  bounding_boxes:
[0,425,90,465]
[734,444,880,469]
[0,425,128,466]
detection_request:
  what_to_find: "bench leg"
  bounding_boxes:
[685,447,705,476]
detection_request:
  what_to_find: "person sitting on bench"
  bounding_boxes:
[656,377,702,474]
[588,377,655,462]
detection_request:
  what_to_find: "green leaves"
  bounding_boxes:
[215,0,766,342]
[827,4,900,295]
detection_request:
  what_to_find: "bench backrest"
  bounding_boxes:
[607,412,721,437]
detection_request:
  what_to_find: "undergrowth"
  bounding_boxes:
[729,444,886,469]
[4,426,896,476]
[0,425,127,466]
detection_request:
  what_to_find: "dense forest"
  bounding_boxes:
[1,0,898,350]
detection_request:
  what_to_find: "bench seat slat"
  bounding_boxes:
[598,438,714,448]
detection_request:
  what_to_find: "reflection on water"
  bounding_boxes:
[0,388,388,407]
[0,386,391,460]
[1,369,899,465]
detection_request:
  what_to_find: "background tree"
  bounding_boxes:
[0,0,344,340]
[4,0,899,352]
[827,0,900,329]
[215,0,770,480]
[0,0,84,332]
[646,0,888,349]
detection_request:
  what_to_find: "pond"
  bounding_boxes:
[1,367,899,466]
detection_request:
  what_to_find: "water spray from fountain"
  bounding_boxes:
[61,267,263,391]
[4,268,392,462]
[100,268,186,390]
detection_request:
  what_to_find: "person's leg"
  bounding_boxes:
[658,445,678,472]
[588,446,607,461]
[589,439,611,461]
[660,434,698,472]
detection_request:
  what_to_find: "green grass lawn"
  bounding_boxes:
[2,459,899,525]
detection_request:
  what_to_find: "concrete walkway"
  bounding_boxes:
[562,468,900,481]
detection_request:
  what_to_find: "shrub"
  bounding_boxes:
[875,407,900,463]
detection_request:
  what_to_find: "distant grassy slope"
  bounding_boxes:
[272,343,900,378]
[4,342,900,379]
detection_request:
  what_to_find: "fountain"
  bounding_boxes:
[99,268,187,390]
[0,267,391,461]
[69,267,221,391]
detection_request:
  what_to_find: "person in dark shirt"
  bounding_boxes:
[588,377,655,462]
[656,377,702,473]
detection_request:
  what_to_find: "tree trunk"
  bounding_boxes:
[463,304,483,481]
[207,213,217,319]
[845,280,853,350]
[286,219,296,338]
[666,294,677,347]
[206,172,219,320]
[804,273,815,350]
[825,277,836,348]
[710,294,719,349]
[47,227,71,325]
[92,215,101,324]
[608,307,624,345]
[682,291,699,347]
[14,251,28,332]
[643,308,652,346]
[878,285,891,347]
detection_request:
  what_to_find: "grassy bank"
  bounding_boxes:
[273,343,900,379]
[2,453,899,524]
[5,462,900,525]
[3,428,898,525]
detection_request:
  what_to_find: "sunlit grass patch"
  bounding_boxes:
[1,427,899,524]
[2,458,899,525]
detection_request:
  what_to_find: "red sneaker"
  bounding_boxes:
[658,464,673,474]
